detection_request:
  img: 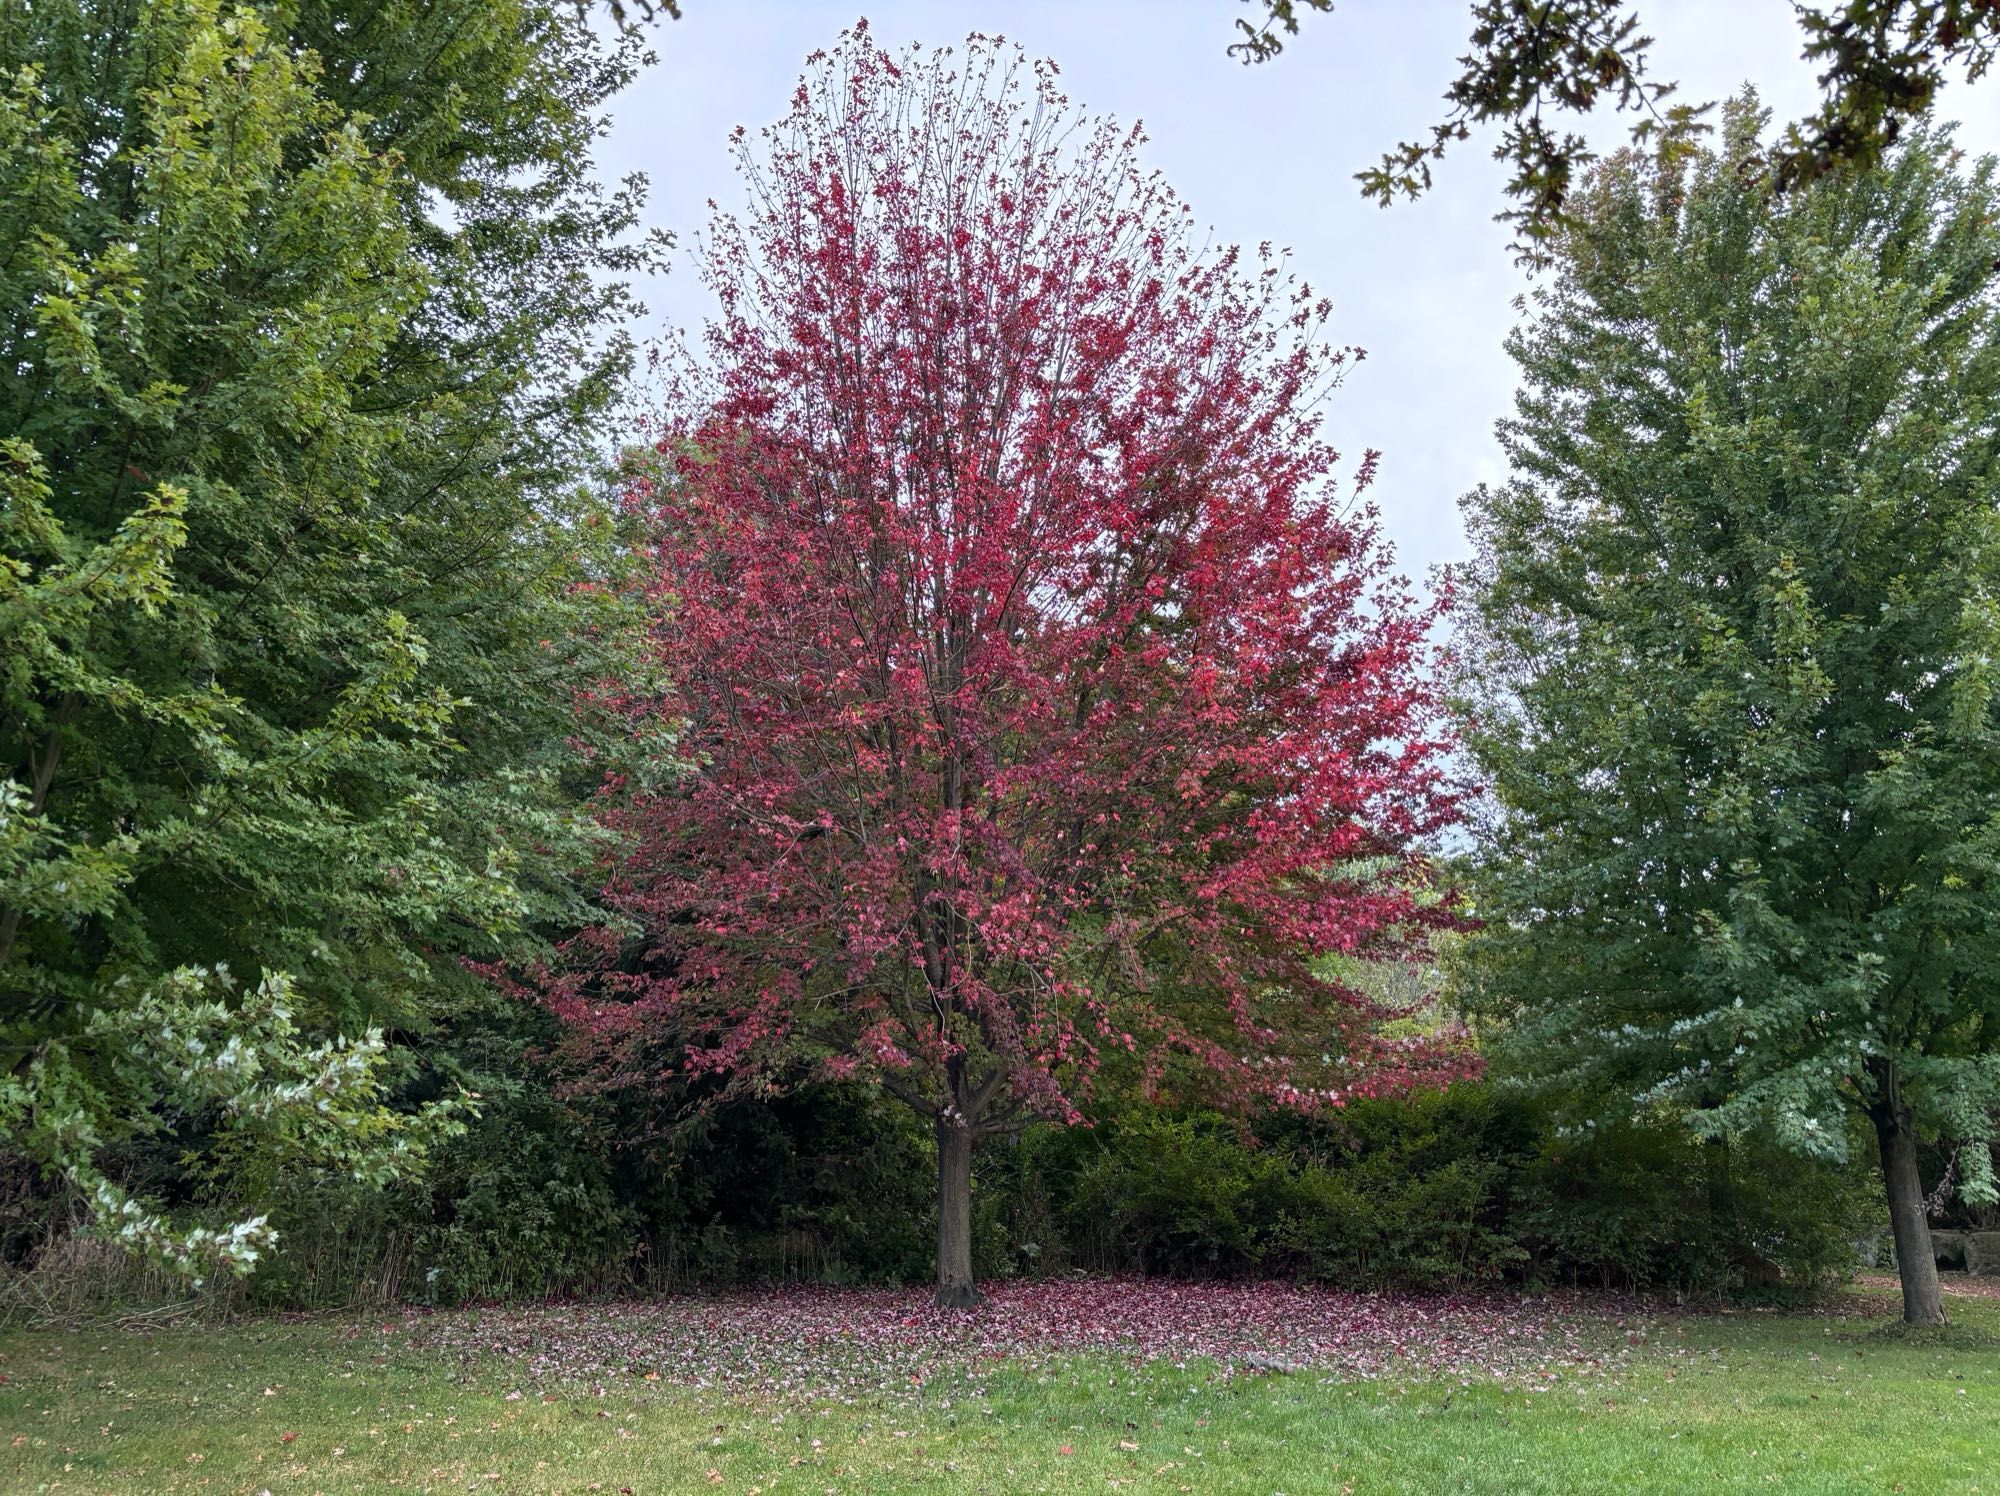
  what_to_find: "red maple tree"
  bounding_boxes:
[569,25,1471,1306]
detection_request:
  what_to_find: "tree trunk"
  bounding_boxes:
[1872,1089,1946,1326]
[934,1114,980,1309]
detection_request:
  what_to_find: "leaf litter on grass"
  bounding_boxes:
[401,1279,1655,1403]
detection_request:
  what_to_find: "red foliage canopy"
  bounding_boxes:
[565,25,1470,1140]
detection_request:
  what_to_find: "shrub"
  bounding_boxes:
[995,1085,1871,1295]
[620,1088,937,1290]
[7,1071,1883,1309]
[1517,1117,1878,1294]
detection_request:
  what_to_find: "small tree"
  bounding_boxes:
[1459,99,2000,1325]
[565,26,1469,1307]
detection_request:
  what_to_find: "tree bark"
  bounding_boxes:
[1871,1080,1946,1326]
[934,1114,980,1309]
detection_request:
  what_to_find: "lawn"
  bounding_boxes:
[1,1277,1995,1494]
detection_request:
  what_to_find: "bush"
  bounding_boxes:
[619,1087,937,1290]
[1255,1086,1535,1287]
[6,1065,1884,1310]
[242,1004,638,1310]
[1050,1111,1289,1275]
[1517,1117,1877,1294]
[998,1087,1533,1289]
[978,1084,1873,1296]
[409,1091,636,1306]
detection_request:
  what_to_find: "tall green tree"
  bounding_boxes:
[1459,100,2000,1324]
[0,0,654,1272]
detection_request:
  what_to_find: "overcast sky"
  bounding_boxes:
[597,1,2000,586]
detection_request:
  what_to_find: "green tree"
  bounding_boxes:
[0,0,654,1273]
[1458,100,2000,1324]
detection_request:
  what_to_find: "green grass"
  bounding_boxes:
[2,1285,1996,1494]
